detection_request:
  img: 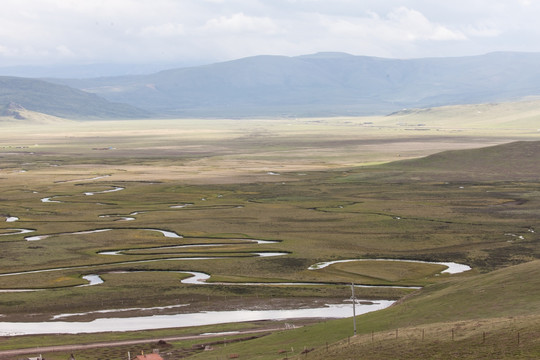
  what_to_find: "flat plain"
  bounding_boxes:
[0,100,539,359]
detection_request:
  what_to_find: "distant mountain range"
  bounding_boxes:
[3,51,540,119]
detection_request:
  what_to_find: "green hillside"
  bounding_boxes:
[360,259,540,328]
[301,260,540,359]
[379,140,540,181]
[184,260,540,359]
[0,76,150,119]
[183,141,540,359]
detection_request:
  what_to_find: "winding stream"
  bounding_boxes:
[55,175,111,183]
[309,259,472,274]
[84,186,124,196]
[40,196,62,203]
[0,250,466,335]
[0,235,471,336]
[0,182,473,336]
[24,228,183,242]
[25,228,113,241]
[0,301,395,336]
[0,228,34,236]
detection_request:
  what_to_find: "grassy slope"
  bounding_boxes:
[299,260,540,359]
[294,140,540,359]
[381,140,540,181]
[0,108,74,124]
[188,260,540,359]
[184,141,540,359]
[0,76,150,119]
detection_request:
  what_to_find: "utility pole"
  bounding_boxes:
[351,283,357,336]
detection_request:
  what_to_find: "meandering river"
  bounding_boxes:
[0,301,395,336]
[309,259,472,274]
[0,182,472,336]
[0,251,470,335]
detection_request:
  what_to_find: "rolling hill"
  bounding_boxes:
[4,51,540,119]
[188,140,540,359]
[49,51,540,117]
[380,140,540,182]
[0,76,150,119]
[292,260,540,359]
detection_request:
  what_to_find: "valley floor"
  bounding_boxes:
[0,108,538,358]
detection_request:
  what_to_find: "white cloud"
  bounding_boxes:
[139,23,185,37]
[0,44,13,57]
[319,7,466,45]
[204,12,281,35]
[55,45,75,57]
[0,0,539,67]
[387,7,466,41]
[466,23,502,38]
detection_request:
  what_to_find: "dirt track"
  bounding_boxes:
[0,327,291,359]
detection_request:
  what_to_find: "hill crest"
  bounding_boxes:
[48,51,540,118]
[383,140,540,181]
[0,76,151,120]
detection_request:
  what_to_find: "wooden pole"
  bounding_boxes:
[351,283,356,336]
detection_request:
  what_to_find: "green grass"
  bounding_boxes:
[0,109,539,358]
[178,261,540,359]
[299,315,540,360]
[290,260,540,359]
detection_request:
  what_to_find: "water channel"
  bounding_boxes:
[0,184,472,336]
[0,301,395,336]
[0,253,470,336]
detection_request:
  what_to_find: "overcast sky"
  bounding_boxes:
[1,0,539,69]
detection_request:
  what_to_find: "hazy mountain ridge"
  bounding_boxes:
[3,51,540,119]
[47,51,540,118]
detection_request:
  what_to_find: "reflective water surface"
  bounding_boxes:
[0,301,394,336]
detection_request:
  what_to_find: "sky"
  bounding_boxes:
[1,0,539,72]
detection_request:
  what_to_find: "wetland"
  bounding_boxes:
[0,111,539,358]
